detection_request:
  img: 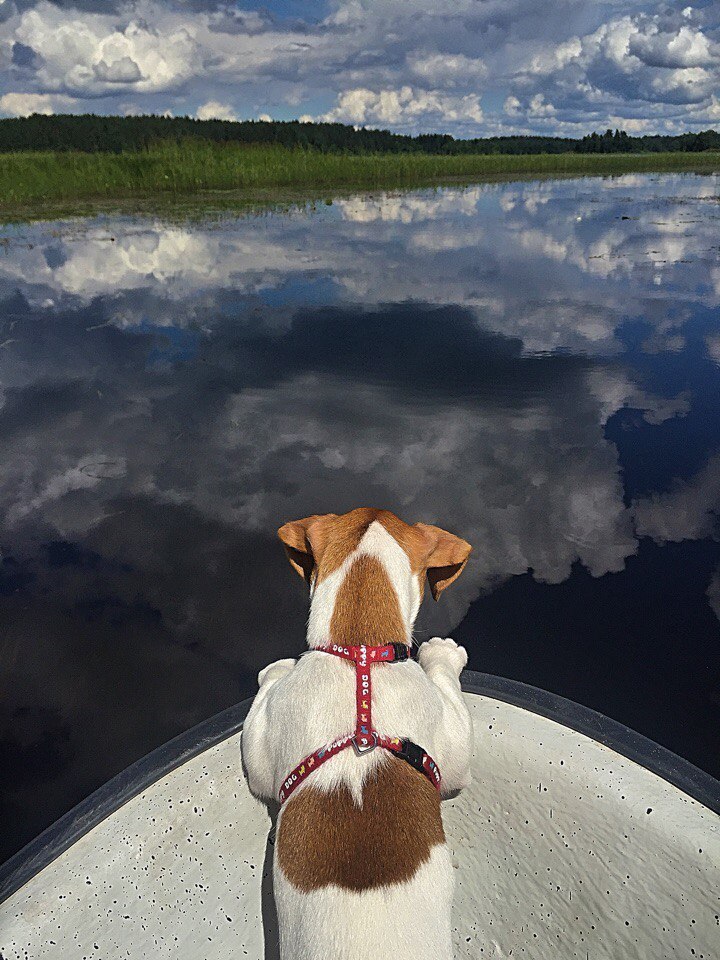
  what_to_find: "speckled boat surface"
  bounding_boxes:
[1,671,718,959]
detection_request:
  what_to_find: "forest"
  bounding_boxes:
[0,113,717,155]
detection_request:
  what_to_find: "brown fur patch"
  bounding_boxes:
[313,508,433,593]
[376,512,434,574]
[329,554,406,647]
[279,508,471,601]
[276,757,445,892]
[313,508,382,583]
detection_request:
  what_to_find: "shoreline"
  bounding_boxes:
[0,144,718,222]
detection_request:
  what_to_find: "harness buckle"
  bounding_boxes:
[391,643,410,662]
[395,739,426,773]
[352,732,378,755]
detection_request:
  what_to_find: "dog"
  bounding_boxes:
[241,508,474,960]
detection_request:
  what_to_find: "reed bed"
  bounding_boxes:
[0,142,718,208]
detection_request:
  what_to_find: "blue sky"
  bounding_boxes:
[0,0,717,136]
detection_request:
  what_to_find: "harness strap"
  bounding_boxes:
[278,642,441,805]
[326,642,409,749]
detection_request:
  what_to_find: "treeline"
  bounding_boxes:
[0,114,578,153]
[0,113,717,155]
[577,128,720,153]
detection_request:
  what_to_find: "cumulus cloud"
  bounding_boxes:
[93,55,142,84]
[196,98,236,120]
[527,37,583,76]
[0,174,716,365]
[1,170,719,850]
[706,333,720,366]
[212,359,638,633]
[11,2,199,96]
[628,24,716,69]
[0,295,639,636]
[633,454,720,544]
[587,368,691,427]
[0,90,75,114]
[503,95,522,117]
[0,180,709,612]
[528,93,555,117]
[317,85,483,130]
[0,258,648,850]
[407,51,487,88]
[0,0,714,135]
[504,7,720,132]
[5,176,709,557]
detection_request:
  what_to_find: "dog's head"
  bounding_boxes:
[277,507,471,608]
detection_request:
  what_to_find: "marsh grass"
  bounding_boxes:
[1,142,718,212]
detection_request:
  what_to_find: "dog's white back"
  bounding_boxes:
[242,509,474,960]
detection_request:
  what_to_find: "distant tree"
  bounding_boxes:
[0,114,715,156]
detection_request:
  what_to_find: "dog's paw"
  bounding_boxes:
[418,637,468,674]
[258,657,297,688]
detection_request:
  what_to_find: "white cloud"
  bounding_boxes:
[12,3,199,96]
[607,115,651,133]
[6,455,126,527]
[0,91,75,116]
[1,173,717,630]
[586,368,691,426]
[528,93,555,117]
[94,56,142,84]
[629,25,715,69]
[508,9,720,129]
[318,85,483,131]
[0,1,715,136]
[2,173,715,368]
[407,52,487,88]
[196,99,237,121]
[335,187,484,224]
[212,369,636,633]
[528,37,583,76]
[633,454,720,544]
[649,66,712,102]
[706,334,720,366]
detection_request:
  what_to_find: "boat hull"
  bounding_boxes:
[1,673,718,959]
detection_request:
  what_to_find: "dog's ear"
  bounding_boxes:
[415,523,472,600]
[277,514,336,583]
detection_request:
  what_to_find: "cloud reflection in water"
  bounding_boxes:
[0,173,719,860]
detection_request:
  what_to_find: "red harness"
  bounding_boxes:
[278,642,441,804]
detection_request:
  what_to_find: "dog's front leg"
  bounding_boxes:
[241,658,297,800]
[418,637,473,795]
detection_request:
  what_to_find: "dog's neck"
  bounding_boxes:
[306,521,421,650]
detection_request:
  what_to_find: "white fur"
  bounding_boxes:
[274,844,455,960]
[241,522,473,960]
[307,521,421,648]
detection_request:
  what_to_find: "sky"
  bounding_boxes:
[0,0,717,136]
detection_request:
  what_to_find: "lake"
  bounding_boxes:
[1,172,719,863]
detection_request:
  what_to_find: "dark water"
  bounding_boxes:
[1,173,720,863]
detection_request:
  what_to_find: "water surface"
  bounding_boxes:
[1,173,720,862]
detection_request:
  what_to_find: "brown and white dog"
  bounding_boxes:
[241,508,474,960]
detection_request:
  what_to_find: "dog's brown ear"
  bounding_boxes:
[415,523,472,600]
[277,514,336,582]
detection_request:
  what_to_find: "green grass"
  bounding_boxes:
[0,142,718,215]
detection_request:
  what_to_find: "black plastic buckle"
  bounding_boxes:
[391,643,410,662]
[395,739,426,773]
